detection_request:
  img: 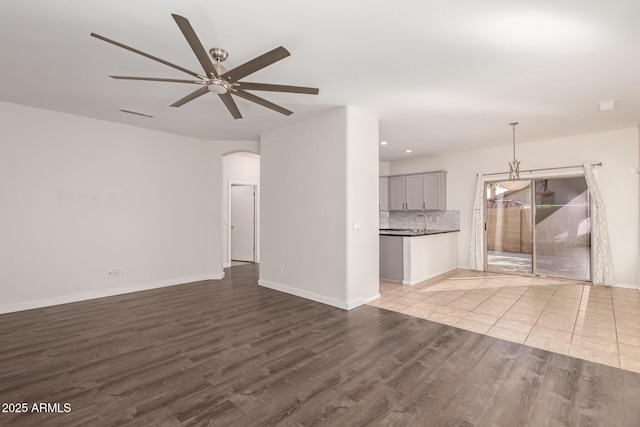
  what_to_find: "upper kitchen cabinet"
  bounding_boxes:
[389,176,405,211]
[423,171,447,210]
[388,171,447,211]
[379,176,389,211]
[389,175,423,211]
[405,175,423,210]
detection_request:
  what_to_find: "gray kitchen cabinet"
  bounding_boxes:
[389,176,405,210]
[388,171,447,211]
[379,235,403,281]
[423,171,447,210]
[405,175,423,210]
[389,175,423,211]
[379,176,389,211]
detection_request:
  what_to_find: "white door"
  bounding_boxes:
[231,185,255,262]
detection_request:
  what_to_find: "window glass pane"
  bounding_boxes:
[534,177,590,280]
[486,180,532,273]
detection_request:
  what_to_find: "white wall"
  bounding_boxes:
[0,101,228,312]
[379,161,391,176]
[222,152,260,267]
[260,107,379,309]
[346,108,381,306]
[389,127,640,288]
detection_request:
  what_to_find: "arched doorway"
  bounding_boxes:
[221,151,260,268]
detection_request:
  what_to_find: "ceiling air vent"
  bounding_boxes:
[120,109,154,118]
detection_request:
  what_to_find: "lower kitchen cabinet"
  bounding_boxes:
[379,235,403,281]
[379,231,458,284]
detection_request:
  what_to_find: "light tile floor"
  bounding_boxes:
[369,269,640,373]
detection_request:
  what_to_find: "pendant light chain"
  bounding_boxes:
[508,122,520,181]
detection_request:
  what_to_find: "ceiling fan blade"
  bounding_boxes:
[218,93,242,119]
[233,90,293,116]
[238,82,319,95]
[91,32,202,79]
[170,86,210,107]
[110,76,201,84]
[221,46,290,82]
[171,14,218,78]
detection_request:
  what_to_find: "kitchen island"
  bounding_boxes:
[379,229,459,285]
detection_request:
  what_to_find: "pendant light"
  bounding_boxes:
[508,122,520,181]
[499,122,528,191]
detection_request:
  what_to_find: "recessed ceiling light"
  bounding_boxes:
[598,99,618,112]
[380,141,388,145]
[405,149,412,153]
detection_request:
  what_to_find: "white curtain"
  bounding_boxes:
[583,163,615,285]
[469,174,485,270]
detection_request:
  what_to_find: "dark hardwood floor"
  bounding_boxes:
[1,264,639,426]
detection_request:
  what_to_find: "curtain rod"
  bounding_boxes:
[481,162,602,177]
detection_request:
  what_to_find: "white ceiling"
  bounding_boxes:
[2,1,640,161]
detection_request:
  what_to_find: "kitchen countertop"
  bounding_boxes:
[379,228,460,237]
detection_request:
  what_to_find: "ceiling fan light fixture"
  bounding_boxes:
[92,14,318,119]
[207,82,228,94]
[206,77,233,94]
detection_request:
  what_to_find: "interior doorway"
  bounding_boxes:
[485,176,591,281]
[222,151,260,268]
[230,184,256,263]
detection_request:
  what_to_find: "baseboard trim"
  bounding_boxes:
[258,279,350,310]
[0,273,225,315]
[606,282,639,290]
[346,293,381,310]
[258,279,380,311]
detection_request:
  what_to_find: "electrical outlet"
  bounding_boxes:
[108,268,126,278]
[279,265,284,274]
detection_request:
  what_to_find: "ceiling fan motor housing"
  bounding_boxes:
[209,47,228,62]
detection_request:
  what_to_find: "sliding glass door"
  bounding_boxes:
[485,176,591,281]
[486,180,532,274]
[534,177,590,280]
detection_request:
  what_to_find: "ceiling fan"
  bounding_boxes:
[91,14,319,119]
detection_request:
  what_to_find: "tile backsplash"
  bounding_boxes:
[379,210,460,230]
[379,211,390,228]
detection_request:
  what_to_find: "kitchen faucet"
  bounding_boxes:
[414,213,428,231]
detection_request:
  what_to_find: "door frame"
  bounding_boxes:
[228,181,259,264]
[483,172,591,280]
